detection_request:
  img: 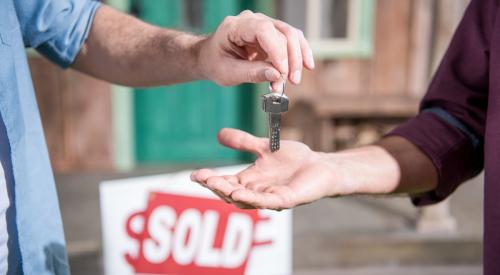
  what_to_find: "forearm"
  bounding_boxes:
[323,136,438,197]
[73,5,205,87]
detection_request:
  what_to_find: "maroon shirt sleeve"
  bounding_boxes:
[388,0,498,206]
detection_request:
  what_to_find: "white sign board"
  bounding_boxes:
[100,165,292,275]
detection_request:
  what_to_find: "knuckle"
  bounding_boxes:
[282,25,296,37]
[255,12,267,18]
[239,10,253,16]
[276,32,287,45]
[246,70,259,83]
[222,15,235,25]
[256,20,274,32]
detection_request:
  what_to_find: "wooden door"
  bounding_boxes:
[132,0,253,164]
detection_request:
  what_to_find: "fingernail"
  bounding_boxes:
[308,49,315,68]
[292,70,301,84]
[265,69,278,81]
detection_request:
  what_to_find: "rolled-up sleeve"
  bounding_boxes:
[14,0,101,68]
[388,0,497,206]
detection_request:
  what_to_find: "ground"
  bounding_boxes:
[56,167,483,275]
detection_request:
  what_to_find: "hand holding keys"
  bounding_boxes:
[262,78,289,152]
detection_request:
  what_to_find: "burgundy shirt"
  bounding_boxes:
[389,0,500,273]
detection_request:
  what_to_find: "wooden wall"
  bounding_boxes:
[287,0,432,102]
[29,57,114,172]
[282,0,468,151]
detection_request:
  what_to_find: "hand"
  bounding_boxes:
[190,128,339,210]
[197,10,315,91]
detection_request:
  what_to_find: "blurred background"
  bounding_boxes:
[28,0,482,274]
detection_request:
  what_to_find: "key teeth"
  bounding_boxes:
[271,144,280,152]
[270,125,280,152]
[266,109,282,153]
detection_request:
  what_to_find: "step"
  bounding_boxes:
[294,265,481,275]
[294,232,482,269]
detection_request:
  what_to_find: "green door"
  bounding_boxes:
[132,0,255,164]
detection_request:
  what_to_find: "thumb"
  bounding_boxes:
[225,60,281,84]
[217,128,268,155]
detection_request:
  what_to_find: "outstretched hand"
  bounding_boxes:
[191,128,338,210]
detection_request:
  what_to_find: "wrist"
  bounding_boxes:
[189,34,209,81]
[317,145,401,197]
[316,152,358,197]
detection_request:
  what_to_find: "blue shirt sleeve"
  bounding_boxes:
[14,0,101,68]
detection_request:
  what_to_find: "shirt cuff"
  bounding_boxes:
[387,111,483,206]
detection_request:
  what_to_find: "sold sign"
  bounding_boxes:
[124,192,272,275]
[100,166,292,275]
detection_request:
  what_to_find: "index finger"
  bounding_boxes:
[254,13,315,72]
[217,128,268,156]
[254,22,289,75]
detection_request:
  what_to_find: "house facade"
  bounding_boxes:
[29,0,468,172]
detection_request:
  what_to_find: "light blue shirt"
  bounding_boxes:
[0,0,101,274]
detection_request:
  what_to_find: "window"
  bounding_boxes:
[277,0,375,58]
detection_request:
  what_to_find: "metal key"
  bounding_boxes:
[261,93,289,152]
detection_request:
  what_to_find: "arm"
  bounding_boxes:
[327,136,438,196]
[190,129,436,210]
[191,0,495,210]
[72,5,314,88]
[72,5,204,87]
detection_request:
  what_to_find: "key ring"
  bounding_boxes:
[268,75,287,97]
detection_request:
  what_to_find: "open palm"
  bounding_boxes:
[191,128,335,210]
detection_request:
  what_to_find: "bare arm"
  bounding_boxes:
[324,136,438,197]
[73,5,314,88]
[73,6,203,86]
[190,129,437,210]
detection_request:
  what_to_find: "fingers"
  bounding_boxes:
[226,10,315,84]
[230,188,293,210]
[221,60,281,86]
[191,168,217,183]
[205,177,240,197]
[217,128,267,156]
[255,28,289,77]
[271,20,303,84]
[191,167,262,209]
[230,11,288,75]
[298,29,315,70]
[254,13,315,81]
[191,169,294,210]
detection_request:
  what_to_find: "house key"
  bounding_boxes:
[262,79,289,152]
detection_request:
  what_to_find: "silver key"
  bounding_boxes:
[261,93,289,152]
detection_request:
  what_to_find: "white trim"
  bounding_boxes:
[301,0,373,58]
[306,0,321,39]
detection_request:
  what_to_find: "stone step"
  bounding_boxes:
[294,265,481,275]
[294,232,482,269]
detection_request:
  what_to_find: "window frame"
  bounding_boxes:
[305,0,375,59]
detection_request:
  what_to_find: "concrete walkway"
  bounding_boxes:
[55,167,484,274]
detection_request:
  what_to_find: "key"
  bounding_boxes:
[261,93,289,152]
